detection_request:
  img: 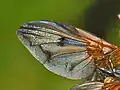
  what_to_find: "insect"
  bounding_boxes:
[17,20,120,90]
[72,76,120,90]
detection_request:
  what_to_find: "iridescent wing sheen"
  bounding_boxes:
[16,20,116,79]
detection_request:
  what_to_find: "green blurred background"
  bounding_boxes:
[0,0,120,90]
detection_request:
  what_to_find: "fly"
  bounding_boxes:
[17,19,120,90]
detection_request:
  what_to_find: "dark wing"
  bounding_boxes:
[17,20,116,79]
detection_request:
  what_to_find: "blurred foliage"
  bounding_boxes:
[0,0,120,90]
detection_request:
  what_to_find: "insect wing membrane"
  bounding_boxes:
[71,81,103,90]
[17,20,95,79]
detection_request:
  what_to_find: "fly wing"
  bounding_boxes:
[17,20,101,79]
[71,79,120,90]
[71,81,103,90]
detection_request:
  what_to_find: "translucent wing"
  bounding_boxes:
[16,20,116,79]
[71,78,120,90]
[71,81,103,90]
